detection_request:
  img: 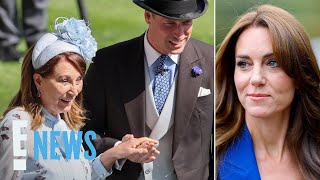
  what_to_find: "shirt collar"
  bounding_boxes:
[144,31,179,67]
[42,107,62,126]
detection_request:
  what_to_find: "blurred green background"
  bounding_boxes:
[0,0,214,114]
[216,0,320,46]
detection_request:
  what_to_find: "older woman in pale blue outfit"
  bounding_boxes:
[0,17,159,180]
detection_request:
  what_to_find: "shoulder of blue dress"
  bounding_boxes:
[3,107,32,121]
[218,123,261,179]
[1,106,32,127]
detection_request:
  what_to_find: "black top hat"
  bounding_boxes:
[133,0,208,20]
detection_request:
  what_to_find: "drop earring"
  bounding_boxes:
[37,89,41,97]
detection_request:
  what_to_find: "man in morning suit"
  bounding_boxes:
[83,0,213,179]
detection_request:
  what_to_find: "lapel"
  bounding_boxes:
[218,124,261,180]
[173,40,203,153]
[149,77,176,140]
[118,34,146,137]
[144,59,159,129]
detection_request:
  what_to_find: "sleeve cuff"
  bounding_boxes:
[113,141,126,170]
[91,154,112,179]
[114,158,127,171]
[114,141,122,147]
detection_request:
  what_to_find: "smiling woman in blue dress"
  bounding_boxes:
[216,4,320,180]
[0,17,159,180]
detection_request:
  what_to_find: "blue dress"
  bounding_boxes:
[217,124,261,180]
[0,107,111,180]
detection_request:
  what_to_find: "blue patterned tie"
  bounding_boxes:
[154,55,171,114]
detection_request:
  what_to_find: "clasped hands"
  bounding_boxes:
[100,134,160,170]
[115,134,160,163]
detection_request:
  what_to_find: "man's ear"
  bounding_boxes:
[144,10,152,24]
[33,73,42,90]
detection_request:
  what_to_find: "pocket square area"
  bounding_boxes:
[198,87,211,97]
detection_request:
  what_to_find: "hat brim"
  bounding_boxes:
[133,0,208,20]
[32,33,82,69]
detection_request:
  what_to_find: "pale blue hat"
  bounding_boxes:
[32,17,98,69]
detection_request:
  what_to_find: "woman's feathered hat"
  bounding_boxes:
[32,17,97,69]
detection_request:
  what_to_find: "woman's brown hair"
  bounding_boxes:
[216,4,320,179]
[2,46,87,131]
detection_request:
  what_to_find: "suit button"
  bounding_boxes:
[145,169,150,174]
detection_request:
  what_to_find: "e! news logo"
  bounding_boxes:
[12,120,96,170]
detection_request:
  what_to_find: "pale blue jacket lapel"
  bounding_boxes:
[218,124,261,180]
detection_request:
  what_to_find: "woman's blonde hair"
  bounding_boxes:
[2,46,87,131]
[216,4,320,179]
